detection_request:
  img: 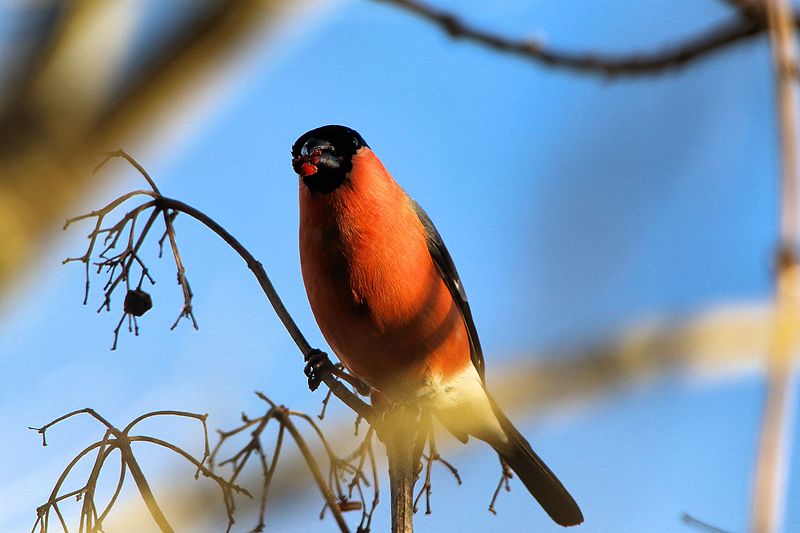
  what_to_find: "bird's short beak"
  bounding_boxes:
[293,137,342,179]
[292,152,319,177]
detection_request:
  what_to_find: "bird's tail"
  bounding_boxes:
[487,394,584,527]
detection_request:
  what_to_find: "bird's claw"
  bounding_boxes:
[304,348,333,392]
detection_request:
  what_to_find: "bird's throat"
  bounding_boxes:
[302,169,347,194]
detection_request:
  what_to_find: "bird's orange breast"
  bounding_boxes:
[299,150,471,398]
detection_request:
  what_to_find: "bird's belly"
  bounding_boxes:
[302,245,471,398]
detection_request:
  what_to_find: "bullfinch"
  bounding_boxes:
[292,125,583,527]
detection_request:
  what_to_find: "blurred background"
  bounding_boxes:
[0,0,797,531]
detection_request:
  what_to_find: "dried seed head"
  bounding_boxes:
[124,289,153,317]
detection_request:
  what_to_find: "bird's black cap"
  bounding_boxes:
[292,125,369,193]
[291,125,368,159]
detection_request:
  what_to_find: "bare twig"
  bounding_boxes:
[96,150,161,194]
[681,512,734,533]
[29,408,115,446]
[487,460,513,515]
[375,0,786,76]
[329,364,371,397]
[63,189,157,305]
[258,422,285,531]
[343,427,380,532]
[360,435,380,533]
[319,388,335,420]
[413,421,461,516]
[210,393,381,532]
[275,409,351,532]
[31,409,245,533]
[64,150,202,349]
[412,413,461,516]
[99,150,197,332]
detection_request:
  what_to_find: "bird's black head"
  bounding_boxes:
[291,125,369,193]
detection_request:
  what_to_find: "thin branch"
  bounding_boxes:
[413,417,434,515]
[375,0,783,76]
[413,416,461,515]
[361,436,380,533]
[681,513,734,533]
[209,392,380,532]
[31,409,244,533]
[752,1,800,531]
[162,205,197,331]
[96,455,127,526]
[488,460,513,515]
[102,150,196,330]
[62,189,157,305]
[131,435,250,530]
[96,150,161,194]
[33,439,109,533]
[257,423,285,531]
[112,431,175,532]
[122,410,208,439]
[272,408,351,532]
[319,388,335,420]
[29,408,115,446]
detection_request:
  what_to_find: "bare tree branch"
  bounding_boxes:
[752,1,800,531]
[31,409,247,533]
[374,0,788,76]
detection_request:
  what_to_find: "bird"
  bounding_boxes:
[292,124,583,527]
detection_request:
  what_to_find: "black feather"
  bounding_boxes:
[410,199,485,381]
[489,394,584,526]
[411,197,583,527]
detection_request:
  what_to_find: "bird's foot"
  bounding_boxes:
[304,348,333,392]
[329,365,371,396]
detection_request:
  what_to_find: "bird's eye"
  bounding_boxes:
[301,144,335,157]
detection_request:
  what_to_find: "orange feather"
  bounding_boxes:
[299,148,471,398]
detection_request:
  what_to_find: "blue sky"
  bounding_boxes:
[2,0,798,531]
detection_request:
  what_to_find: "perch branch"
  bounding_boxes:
[150,194,376,423]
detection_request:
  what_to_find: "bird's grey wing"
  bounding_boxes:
[410,199,486,382]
